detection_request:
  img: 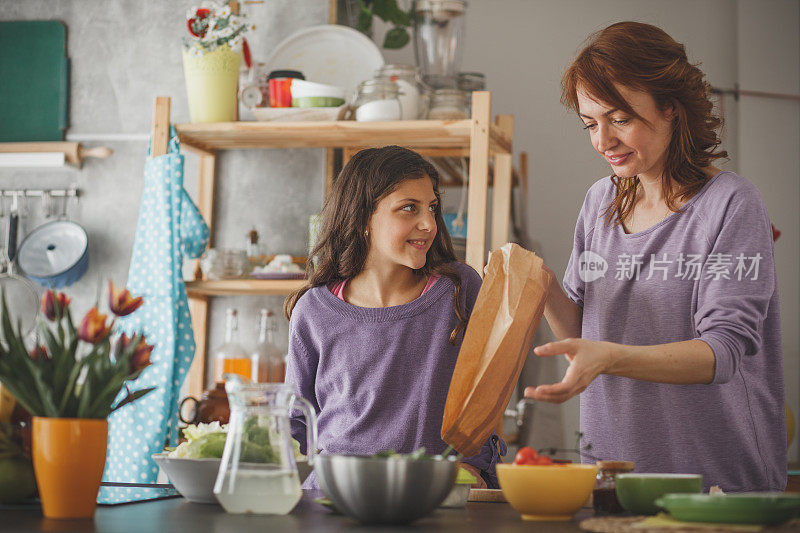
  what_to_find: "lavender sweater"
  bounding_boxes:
[286,262,505,488]
[564,171,786,491]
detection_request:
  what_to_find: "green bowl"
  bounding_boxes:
[655,493,800,525]
[615,473,703,515]
[292,96,345,108]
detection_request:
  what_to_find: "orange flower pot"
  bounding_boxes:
[32,417,108,519]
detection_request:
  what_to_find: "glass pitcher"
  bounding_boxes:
[214,377,317,514]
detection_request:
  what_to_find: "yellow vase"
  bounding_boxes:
[182,44,242,123]
[32,417,107,519]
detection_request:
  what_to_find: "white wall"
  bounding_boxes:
[376,0,799,460]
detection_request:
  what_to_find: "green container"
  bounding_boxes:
[655,493,800,525]
[292,96,345,108]
[615,473,703,515]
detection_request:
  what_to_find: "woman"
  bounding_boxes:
[528,21,786,491]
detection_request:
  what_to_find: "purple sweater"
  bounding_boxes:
[286,261,505,488]
[564,171,786,492]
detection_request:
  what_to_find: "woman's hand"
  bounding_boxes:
[459,463,487,488]
[524,338,617,404]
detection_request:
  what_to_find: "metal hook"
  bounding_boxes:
[41,190,52,218]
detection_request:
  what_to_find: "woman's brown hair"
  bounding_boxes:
[561,21,727,226]
[284,145,468,344]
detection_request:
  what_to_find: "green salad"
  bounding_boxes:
[168,419,304,463]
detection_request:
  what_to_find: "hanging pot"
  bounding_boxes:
[17,219,89,288]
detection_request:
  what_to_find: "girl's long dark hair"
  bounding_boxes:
[284,146,468,344]
[561,21,727,226]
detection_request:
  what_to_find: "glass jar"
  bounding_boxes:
[354,79,402,122]
[413,0,467,89]
[593,460,635,515]
[426,88,469,120]
[375,64,424,120]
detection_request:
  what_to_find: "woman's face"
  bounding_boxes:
[366,176,438,271]
[577,83,675,182]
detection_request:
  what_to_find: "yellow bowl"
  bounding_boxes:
[496,463,598,521]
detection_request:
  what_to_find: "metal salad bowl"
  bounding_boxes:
[314,454,458,524]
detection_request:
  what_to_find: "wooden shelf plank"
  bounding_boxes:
[175,120,511,154]
[185,278,305,296]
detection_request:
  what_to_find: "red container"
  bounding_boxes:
[268,78,293,108]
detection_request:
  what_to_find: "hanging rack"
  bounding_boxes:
[0,186,79,199]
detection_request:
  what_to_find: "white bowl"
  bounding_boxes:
[152,453,221,504]
[152,453,314,504]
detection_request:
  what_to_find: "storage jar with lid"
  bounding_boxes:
[593,460,635,515]
[354,79,402,122]
[426,88,469,119]
[375,64,423,120]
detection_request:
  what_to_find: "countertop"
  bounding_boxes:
[2,490,596,533]
[5,490,800,532]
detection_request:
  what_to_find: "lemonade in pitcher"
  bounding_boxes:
[214,379,317,515]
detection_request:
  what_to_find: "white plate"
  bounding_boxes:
[264,24,384,98]
[252,105,346,122]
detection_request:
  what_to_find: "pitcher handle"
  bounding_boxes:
[290,394,318,466]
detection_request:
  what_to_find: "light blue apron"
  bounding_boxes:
[103,127,209,486]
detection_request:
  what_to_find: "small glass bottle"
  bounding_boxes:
[375,64,423,120]
[593,460,635,515]
[426,88,470,120]
[214,309,252,382]
[251,309,286,383]
[354,79,402,122]
[246,227,260,260]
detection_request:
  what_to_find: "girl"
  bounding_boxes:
[285,145,505,488]
[523,21,785,491]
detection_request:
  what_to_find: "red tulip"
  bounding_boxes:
[130,337,154,373]
[78,308,113,344]
[108,281,143,317]
[41,290,71,321]
[29,345,48,360]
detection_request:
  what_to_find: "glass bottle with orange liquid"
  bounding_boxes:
[214,308,252,382]
[251,309,286,383]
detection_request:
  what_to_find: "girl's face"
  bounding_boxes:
[366,176,438,271]
[577,83,675,182]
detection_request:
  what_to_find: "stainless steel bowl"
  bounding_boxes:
[314,454,458,524]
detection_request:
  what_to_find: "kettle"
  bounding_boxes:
[179,382,230,426]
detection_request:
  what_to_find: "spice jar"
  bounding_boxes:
[426,88,469,119]
[354,79,402,122]
[593,460,635,515]
[375,64,423,120]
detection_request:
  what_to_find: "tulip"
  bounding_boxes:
[108,281,143,317]
[78,308,113,344]
[29,345,48,360]
[129,336,154,373]
[40,290,71,321]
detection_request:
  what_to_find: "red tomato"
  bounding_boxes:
[534,455,554,465]
[513,447,539,465]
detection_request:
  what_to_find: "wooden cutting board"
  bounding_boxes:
[0,21,69,141]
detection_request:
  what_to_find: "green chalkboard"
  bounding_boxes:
[0,21,69,142]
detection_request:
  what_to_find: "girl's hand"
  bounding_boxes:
[524,338,616,404]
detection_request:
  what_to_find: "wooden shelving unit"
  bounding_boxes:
[185,278,305,297]
[151,91,515,397]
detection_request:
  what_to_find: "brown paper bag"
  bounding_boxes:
[442,243,551,456]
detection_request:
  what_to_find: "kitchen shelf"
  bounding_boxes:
[185,278,305,297]
[175,119,511,154]
[151,91,516,399]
